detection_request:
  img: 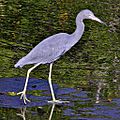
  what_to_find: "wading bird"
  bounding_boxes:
[15,9,105,104]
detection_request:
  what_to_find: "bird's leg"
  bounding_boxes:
[48,63,56,101]
[17,69,31,104]
[17,63,40,104]
[48,63,69,104]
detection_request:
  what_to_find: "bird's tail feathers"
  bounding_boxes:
[14,57,26,68]
[14,62,23,68]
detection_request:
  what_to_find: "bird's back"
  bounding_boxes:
[15,33,72,67]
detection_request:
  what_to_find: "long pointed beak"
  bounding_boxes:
[89,15,106,25]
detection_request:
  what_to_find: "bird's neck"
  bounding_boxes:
[71,20,85,44]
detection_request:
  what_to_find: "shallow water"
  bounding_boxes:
[0,77,120,120]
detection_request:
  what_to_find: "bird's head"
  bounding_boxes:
[79,9,105,24]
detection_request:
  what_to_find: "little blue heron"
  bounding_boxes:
[15,9,105,104]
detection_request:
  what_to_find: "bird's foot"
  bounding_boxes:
[48,99,69,104]
[17,91,30,104]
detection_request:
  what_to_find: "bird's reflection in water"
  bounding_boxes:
[48,103,56,120]
[16,103,56,120]
[17,107,26,120]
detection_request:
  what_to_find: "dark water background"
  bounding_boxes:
[0,0,120,119]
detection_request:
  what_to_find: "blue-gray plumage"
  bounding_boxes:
[15,9,105,104]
